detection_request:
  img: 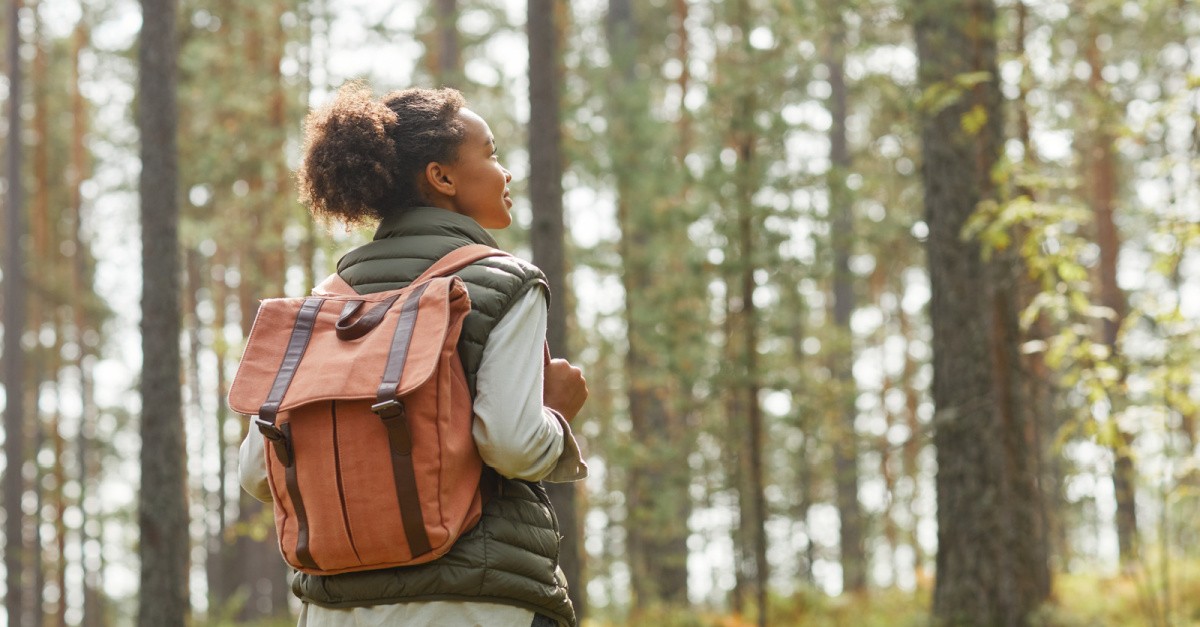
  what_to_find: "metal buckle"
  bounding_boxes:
[254,417,285,440]
[371,399,405,419]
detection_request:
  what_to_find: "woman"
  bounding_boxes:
[239,83,589,627]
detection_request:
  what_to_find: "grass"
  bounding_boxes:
[582,562,1200,626]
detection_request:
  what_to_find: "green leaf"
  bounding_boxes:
[961,104,989,136]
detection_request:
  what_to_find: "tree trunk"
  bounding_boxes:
[735,99,768,627]
[206,253,231,611]
[731,3,768,621]
[604,0,693,609]
[4,0,28,623]
[528,0,586,618]
[825,6,866,594]
[30,7,50,621]
[897,305,927,580]
[914,0,1050,623]
[1084,26,1137,567]
[435,0,460,87]
[32,407,46,626]
[138,0,190,623]
[723,297,749,613]
[1013,0,1065,573]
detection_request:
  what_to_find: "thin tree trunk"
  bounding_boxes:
[730,3,768,617]
[528,1,588,614]
[897,304,926,580]
[673,0,692,158]
[528,0,586,618]
[206,252,231,611]
[53,413,68,627]
[138,0,189,623]
[724,295,749,614]
[435,0,460,87]
[32,401,46,626]
[30,9,50,621]
[1084,26,1137,567]
[825,6,866,594]
[4,1,28,623]
[69,27,103,613]
[67,14,99,625]
[1013,0,1064,573]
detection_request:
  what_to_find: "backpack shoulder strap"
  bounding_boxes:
[310,244,511,296]
[312,272,358,296]
[412,244,512,285]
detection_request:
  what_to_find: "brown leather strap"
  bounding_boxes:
[380,408,431,557]
[257,297,324,443]
[371,282,433,557]
[281,422,319,570]
[374,283,430,408]
[335,294,400,341]
[479,466,501,506]
[410,244,510,285]
[256,297,322,571]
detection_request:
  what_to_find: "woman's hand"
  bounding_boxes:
[543,358,589,421]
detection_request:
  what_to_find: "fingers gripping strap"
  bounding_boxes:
[373,282,433,557]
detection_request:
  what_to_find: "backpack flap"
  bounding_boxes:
[228,276,471,416]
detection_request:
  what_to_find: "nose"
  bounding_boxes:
[503,167,512,183]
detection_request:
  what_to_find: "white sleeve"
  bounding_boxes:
[472,287,588,482]
[238,427,275,503]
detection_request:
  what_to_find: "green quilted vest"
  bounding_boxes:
[290,207,576,626]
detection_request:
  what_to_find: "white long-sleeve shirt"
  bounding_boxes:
[239,287,587,626]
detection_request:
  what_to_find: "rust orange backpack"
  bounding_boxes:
[227,244,507,575]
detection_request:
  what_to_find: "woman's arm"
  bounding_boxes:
[238,428,274,503]
[472,287,588,482]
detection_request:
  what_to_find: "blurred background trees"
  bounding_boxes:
[1,0,1199,625]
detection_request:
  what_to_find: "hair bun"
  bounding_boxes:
[298,82,402,225]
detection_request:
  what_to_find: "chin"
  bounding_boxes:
[484,215,512,230]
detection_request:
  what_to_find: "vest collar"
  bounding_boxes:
[373,207,499,248]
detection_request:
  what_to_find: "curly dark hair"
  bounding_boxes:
[297,82,468,226]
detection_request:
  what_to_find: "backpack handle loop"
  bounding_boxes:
[334,294,401,341]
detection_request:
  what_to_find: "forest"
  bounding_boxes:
[1,0,1199,625]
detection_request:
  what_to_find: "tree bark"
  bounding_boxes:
[4,0,28,624]
[721,2,769,620]
[734,92,768,627]
[137,0,190,624]
[914,0,1050,623]
[604,0,694,609]
[1084,26,1137,567]
[435,0,461,87]
[825,6,866,594]
[528,0,586,618]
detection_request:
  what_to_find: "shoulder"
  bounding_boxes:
[461,252,547,291]
[456,252,548,327]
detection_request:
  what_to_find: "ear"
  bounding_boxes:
[424,161,457,197]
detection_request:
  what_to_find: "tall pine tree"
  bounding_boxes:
[137,0,189,623]
[914,0,1049,622]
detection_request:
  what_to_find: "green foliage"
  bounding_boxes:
[585,587,931,627]
[1032,562,1200,627]
[14,0,1200,622]
[916,71,994,116]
